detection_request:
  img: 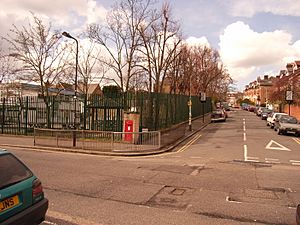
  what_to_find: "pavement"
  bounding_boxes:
[0,114,211,156]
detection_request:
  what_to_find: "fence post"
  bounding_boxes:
[1,97,5,134]
[111,132,114,151]
[33,128,36,146]
[158,131,161,149]
[25,96,29,135]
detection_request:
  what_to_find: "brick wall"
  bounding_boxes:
[283,104,300,120]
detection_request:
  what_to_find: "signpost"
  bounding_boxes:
[286,90,293,116]
[200,93,206,123]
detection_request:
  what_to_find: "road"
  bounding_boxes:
[7,109,300,225]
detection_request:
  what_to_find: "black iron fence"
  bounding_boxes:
[0,92,212,135]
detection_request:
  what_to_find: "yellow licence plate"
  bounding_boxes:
[0,195,20,213]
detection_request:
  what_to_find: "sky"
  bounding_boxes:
[0,0,300,91]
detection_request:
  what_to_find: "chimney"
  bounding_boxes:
[286,63,294,75]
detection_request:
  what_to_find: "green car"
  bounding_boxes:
[0,149,48,225]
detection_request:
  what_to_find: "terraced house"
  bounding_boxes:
[244,61,300,119]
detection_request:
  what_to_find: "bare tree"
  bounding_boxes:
[138,3,182,93]
[3,13,71,127]
[88,0,153,92]
[0,45,16,84]
[164,43,232,100]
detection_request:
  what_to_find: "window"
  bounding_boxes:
[0,154,32,190]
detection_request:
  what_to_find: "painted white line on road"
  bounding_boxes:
[243,133,246,141]
[290,160,300,165]
[247,156,259,160]
[244,145,247,161]
[44,221,58,225]
[265,161,280,164]
[190,156,202,159]
[290,160,300,163]
[265,140,291,151]
[265,158,279,161]
[243,125,246,131]
[246,159,260,162]
[190,169,200,176]
[226,196,242,204]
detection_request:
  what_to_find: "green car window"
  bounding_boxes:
[0,154,33,190]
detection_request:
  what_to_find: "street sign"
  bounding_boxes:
[286,90,293,101]
[200,92,206,102]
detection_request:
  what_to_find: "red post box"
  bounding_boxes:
[124,120,133,141]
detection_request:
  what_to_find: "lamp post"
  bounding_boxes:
[62,31,79,146]
[188,73,192,131]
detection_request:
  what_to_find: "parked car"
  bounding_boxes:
[297,204,300,225]
[256,107,265,116]
[267,112,288,128]
[211,109,226,122]
[0,149,48,225]
[261,109,273,120]
[248,105,256,112]
[274,115,300,136]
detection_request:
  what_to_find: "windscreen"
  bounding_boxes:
[0,154,33,190]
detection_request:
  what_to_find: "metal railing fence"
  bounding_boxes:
[1,92,212,134]
[34,128,161,152]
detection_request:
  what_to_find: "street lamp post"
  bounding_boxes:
[62,31,79,147]
[188,73,192,131]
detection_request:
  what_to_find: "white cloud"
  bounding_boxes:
[185,36,211,48]
[0,0,107,38]
[229,0,300,17]
[219,21,300,82]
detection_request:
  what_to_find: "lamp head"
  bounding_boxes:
[62,31,72,38]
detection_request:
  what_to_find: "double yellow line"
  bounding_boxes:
[292,138,300,145]
[177,133,202,152]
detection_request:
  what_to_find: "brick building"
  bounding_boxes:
[244,75,275,106]
[243,61,300,119]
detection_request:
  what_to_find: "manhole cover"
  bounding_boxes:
[171,188,185,196]
[146,186,194,210]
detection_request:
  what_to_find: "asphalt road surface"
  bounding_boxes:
[7,109,300,225]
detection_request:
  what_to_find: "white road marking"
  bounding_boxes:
[190,156,202,159]
[226,196,242,204]
[290,160,300,166]
[243,133,246,141]
[290,160,300,163]
[265,158,279,161]
[265,161,280,164]
[265,158,280,164]
[243,125,246,131]
[190,169,200,176]
[265,140,291,151]
[247,156,259,160]
[44,222,58,225]
[244,145,248,161]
